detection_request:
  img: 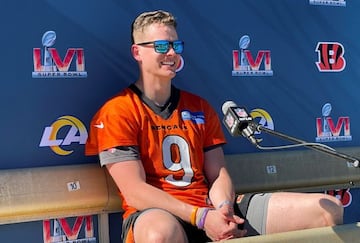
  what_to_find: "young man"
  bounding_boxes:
[86,10,343,243]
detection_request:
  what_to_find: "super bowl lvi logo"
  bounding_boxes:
[232,35,273,77]
[33,30,87,78]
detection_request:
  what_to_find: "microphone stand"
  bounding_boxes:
[251,124,360,167]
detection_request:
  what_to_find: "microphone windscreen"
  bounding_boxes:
[222,100,237,115]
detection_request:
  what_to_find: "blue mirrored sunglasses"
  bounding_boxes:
[136,40,184,54]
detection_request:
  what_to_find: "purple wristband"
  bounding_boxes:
[197,208,210,229]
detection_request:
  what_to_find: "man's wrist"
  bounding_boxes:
[217,200,233,209]
[190,206,199,226]
[195,207,211,229]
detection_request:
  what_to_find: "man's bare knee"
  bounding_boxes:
[134,209,188,243]
[320,195,344,226]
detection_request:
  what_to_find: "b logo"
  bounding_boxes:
[176,56,184,72]
[315,42,346,72]
[326,189,352,207]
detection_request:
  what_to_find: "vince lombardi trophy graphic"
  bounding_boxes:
[53,219,66,242]
[322,103,332,137]
[42,31,57,71]
[239,35,250,71]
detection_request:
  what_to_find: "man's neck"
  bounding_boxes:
[135,78,171,106]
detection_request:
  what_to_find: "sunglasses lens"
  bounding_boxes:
[153,40,184,54]
[154,41,169,54]
[173,41,184,54]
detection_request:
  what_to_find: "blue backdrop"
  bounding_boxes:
[1,0,358,169]
[0,0,358,241]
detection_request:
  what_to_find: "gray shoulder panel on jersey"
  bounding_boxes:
[99,146,140,167]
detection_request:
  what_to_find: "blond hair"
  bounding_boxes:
[131,10,177,44]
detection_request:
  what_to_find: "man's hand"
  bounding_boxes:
[203,207,247,241]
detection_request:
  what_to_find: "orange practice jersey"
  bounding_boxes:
[86,85,226,219]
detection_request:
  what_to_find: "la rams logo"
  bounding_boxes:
[250,109,274,131]
[315,42,346,72]
[39,115,88,155]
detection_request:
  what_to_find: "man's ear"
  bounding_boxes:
[131,44,141,61]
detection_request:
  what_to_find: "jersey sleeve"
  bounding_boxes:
[85,96,139,156]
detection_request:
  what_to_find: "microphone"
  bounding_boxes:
[221,101,259,146]
[221,102,360,168]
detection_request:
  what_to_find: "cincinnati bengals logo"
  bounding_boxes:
[315,42,346,72]
[326,189,352,207]
[176,56,184,72]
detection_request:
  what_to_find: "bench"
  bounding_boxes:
[1,146,360,242]
[0,163,120,225]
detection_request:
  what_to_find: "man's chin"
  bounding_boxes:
[162,69,177,78]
